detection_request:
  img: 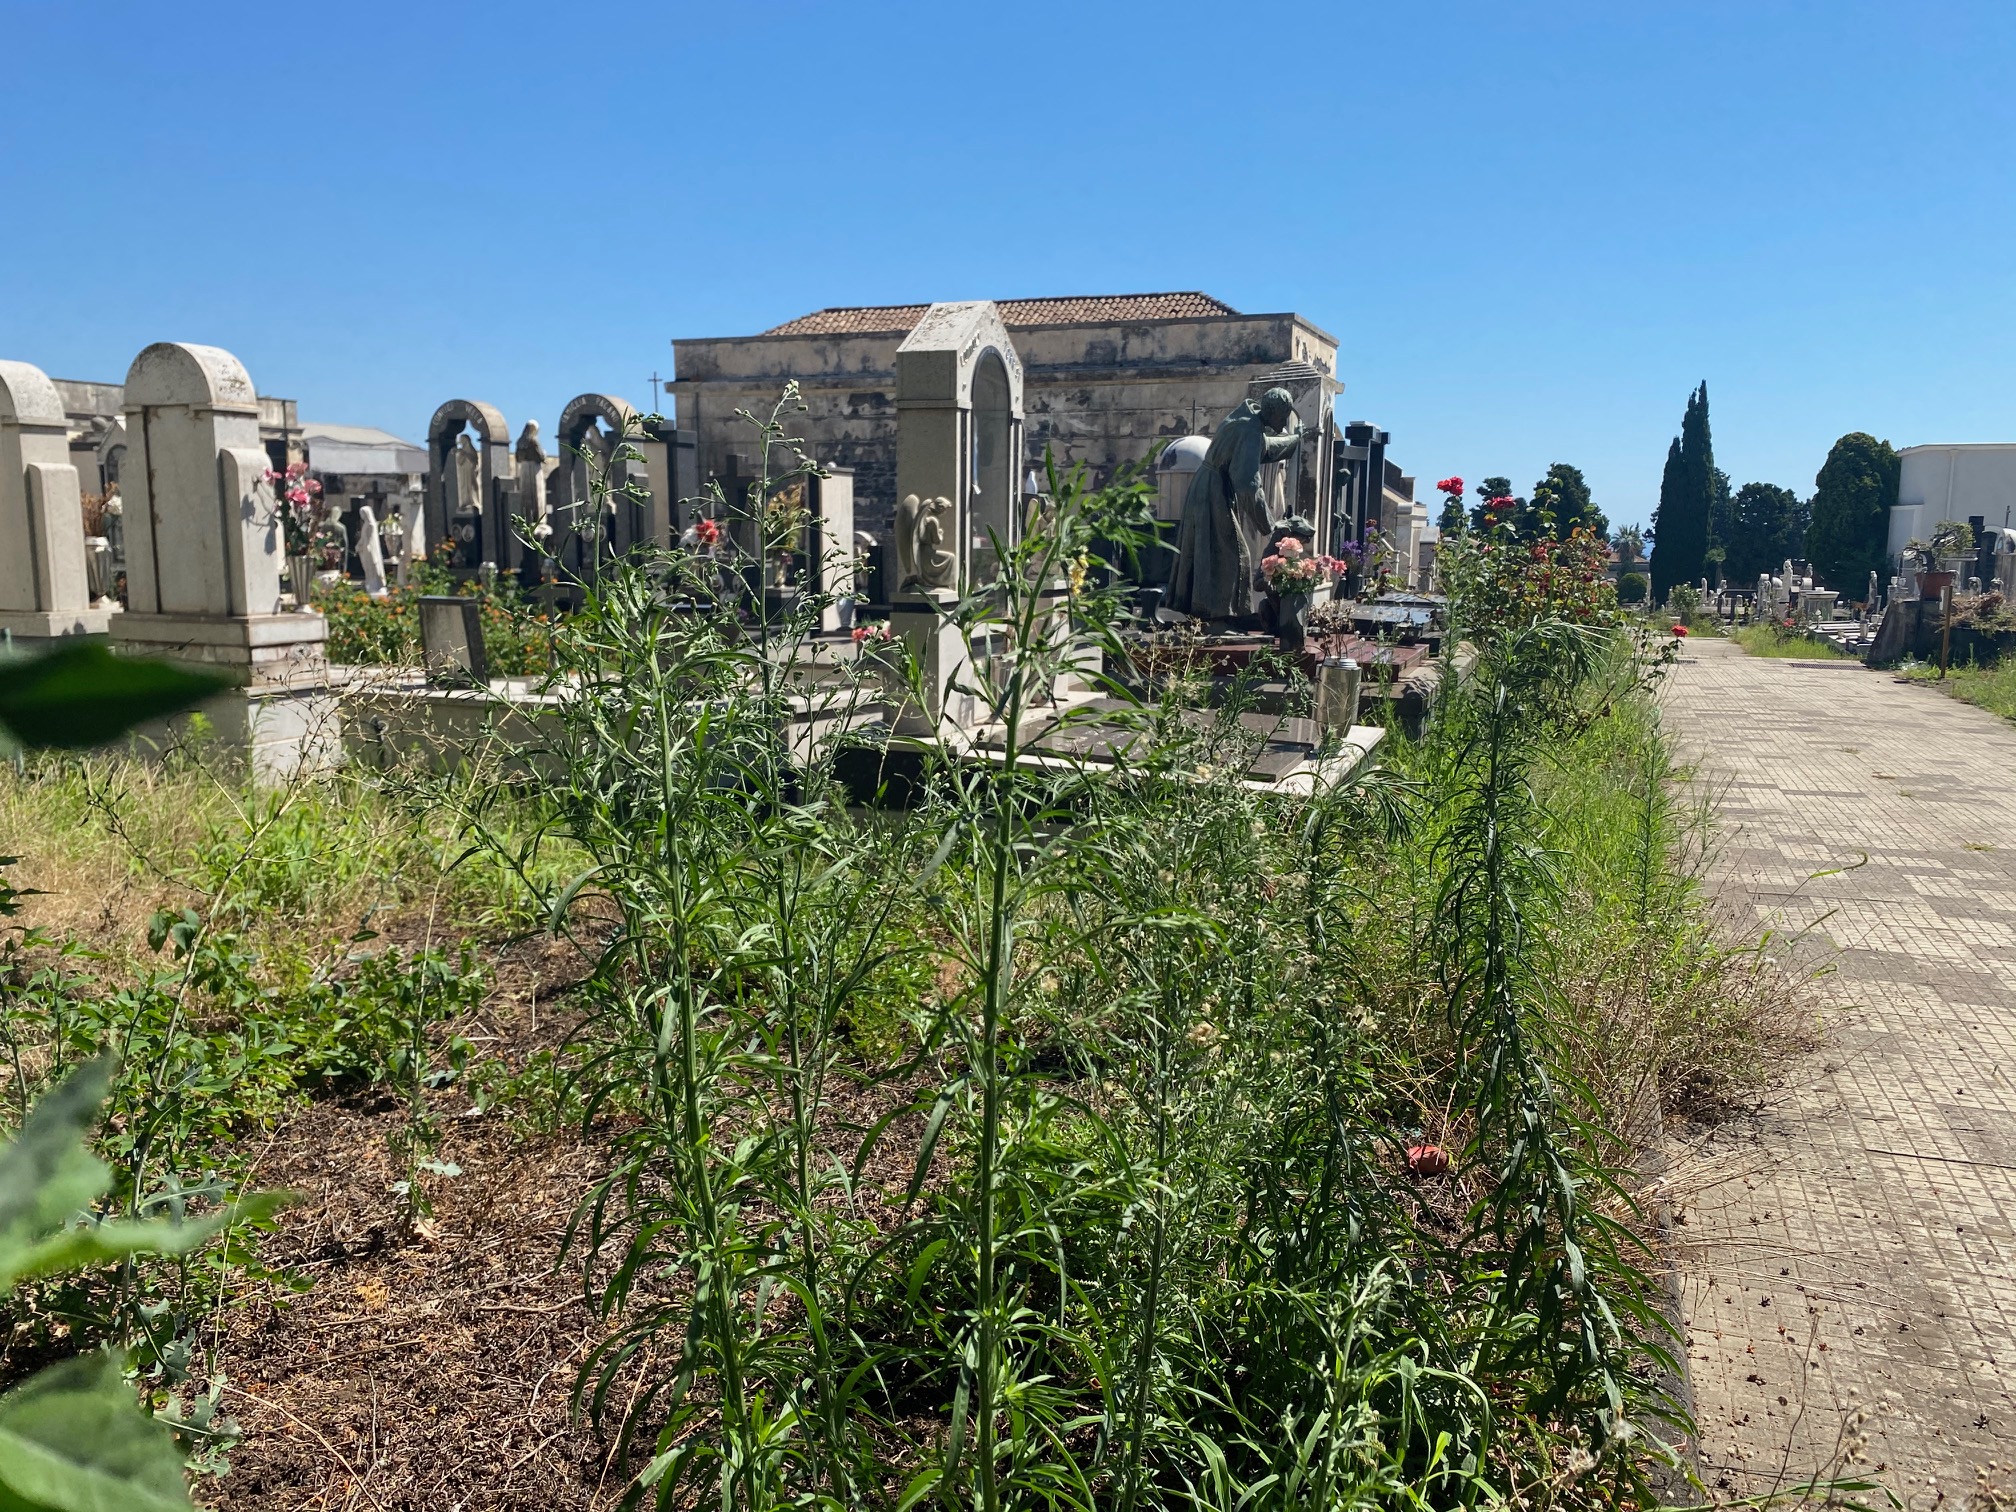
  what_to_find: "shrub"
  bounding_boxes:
[1619,571,1649,604]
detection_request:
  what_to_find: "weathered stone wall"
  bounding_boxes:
[669,314,1339,536]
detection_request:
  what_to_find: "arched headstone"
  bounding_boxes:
[0,358,108,638]
[425,399,509,572]
[110,343,335,781]
[895,302,1025,594]
[553,393,639,575]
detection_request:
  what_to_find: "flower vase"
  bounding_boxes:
[289,554,316,608]
[1276,591,1311,656]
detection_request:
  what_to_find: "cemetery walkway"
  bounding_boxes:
[1662,639,2016,1504]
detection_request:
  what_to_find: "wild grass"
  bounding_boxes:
[1730,623,1850,659]
[1904,657,2016,721]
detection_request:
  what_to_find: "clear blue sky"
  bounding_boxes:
[4,0,2012,531]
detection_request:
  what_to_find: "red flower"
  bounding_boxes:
[1671,624,1689,637]
[1487,495,1515,512]
[1435,475,1464,496]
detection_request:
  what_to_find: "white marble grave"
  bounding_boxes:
[109,343,335,776]
[0,358,111,640]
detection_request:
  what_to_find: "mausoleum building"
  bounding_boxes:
[668,293,1342,538]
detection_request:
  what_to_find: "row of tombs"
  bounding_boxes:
[0,306,1423,784]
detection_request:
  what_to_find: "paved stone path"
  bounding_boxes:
[1662,639,2016,1506]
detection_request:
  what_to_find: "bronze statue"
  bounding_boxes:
[1168,388,1309,622]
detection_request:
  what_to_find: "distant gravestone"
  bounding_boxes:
[0,358,109,640]
[426,399,509,574]
[108,342,334,777]
[111,342,325,678]
[418,595,488,685]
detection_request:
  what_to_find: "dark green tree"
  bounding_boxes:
[1704,467,1733,584]
[1723,482,1807,584]
[1468,475,1519,533]
[1649,383,1713,597]
[1527,462,1606,538]
[1805,433,1898,588]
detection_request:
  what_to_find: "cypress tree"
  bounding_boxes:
[1649,383,1713,597]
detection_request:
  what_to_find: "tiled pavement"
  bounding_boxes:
[1661,639,2016,1504]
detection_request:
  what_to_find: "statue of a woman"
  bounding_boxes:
[1168,387,1308,623]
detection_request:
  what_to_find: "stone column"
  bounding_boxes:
[0,359,111,640]
[111,342,334,776]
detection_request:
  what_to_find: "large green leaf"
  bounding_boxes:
[0,644,230,751]
[0,1059,293,1293]
[0,1193,292,1295]
[0,1060,114,1289]
[0,1355,190,1512]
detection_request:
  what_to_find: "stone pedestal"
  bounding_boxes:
[888,589,974,738]
[0,359,113,643]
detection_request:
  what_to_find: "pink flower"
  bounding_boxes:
[1260,554,1283,573]
[1279,537,1305,556]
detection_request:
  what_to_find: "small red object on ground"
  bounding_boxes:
[1671,624,1689,637]
[1407,1143,1451,1177]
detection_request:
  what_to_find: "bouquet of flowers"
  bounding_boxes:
[263,462,326,556]
[1259,537,1346,595]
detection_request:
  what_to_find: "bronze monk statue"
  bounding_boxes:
[1167,387,1309,623]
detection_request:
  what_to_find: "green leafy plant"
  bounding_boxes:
[0,1059,285,1512]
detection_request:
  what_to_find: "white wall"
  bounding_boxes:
[1889,444,2016,560]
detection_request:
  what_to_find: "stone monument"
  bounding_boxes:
[109,342,334,775]
[1168,387,1310,625]
[513,421,549,535]
[0,358,111,640]
[886,302,1026,736]
[425,399,509,572]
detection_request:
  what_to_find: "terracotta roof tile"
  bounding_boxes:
[762,293,1238,337]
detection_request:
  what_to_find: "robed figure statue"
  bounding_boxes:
[1167,387,1308,622]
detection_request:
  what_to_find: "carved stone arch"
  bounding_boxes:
[557,392,637,452]
[895,302,1026,589]
[424,399,509,570]
[552,394,643,571]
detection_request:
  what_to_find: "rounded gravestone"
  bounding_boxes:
[125,342,258,411]
[0,359,66,427]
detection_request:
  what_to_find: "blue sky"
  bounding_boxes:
[3,0,2012,531]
